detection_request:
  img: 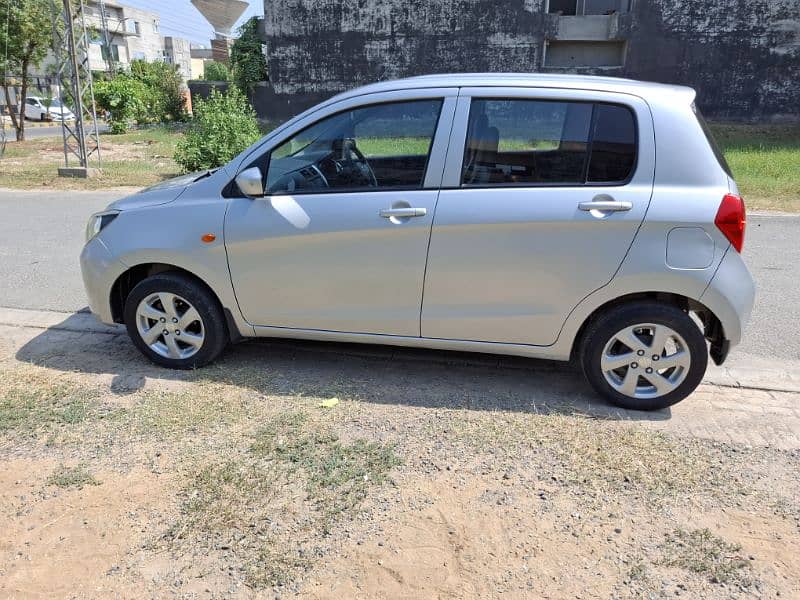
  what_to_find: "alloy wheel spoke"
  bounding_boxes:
[176,306,201,330]
[616,327,648,353]
[141,324,163,345]
[657,350,690,371]
[642,370,673,395]
[649,325,669,355]
[164,335,182,359]
[618,367,639,396]
[140,303,167,322]
[180,331,203,347]
[601,352,635,371]
[158,293,179,320]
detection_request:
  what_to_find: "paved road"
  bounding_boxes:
[2,123,110,141]
[0,189,797,365]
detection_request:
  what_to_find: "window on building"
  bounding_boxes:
[101,44,120,63]
[544,40,626,68]
[258,99,444,194]
[461,99,637,186]
[548,0,578,15]
[153,20,159,33]
[126,20,139,35]
[547,0,631,15]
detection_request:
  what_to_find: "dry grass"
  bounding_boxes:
[660,528,753,586]
[46,464,101,489]
[0,126,184,190]
[0,362,796,595]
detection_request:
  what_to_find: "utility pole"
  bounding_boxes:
[97,0,115,75]
[50,0,101,177]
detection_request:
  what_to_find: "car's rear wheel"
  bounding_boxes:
[123,272,227,369]
[580,302,707,411]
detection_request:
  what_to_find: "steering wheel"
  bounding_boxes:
[336,138,378,188]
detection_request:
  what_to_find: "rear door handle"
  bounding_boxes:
[379,207,427,218]
[578,200,633,212]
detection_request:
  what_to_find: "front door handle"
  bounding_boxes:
[578,200,633,212]
[379,207,427,218]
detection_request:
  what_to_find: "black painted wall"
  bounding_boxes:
[258,0,800,121]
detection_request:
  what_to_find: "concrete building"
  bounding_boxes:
[163,36,193,81]
[258,0,800,120]
[84,0,164,70]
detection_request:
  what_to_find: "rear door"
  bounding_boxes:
[421,87,655,346]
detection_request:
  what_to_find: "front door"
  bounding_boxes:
[225,94,455,336]
[421,89,656,346]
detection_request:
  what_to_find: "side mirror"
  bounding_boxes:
[235,166,265,198]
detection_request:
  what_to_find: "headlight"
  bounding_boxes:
[85,210,119,242]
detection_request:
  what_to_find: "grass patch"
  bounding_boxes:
[710,122,800,212]
[0,125,186,190]
[46,464,101,489]
[123,384,247,437]
[660,528,752,586]
[438,412,726,498]
[173,411,401,588]
[0,369,100,437]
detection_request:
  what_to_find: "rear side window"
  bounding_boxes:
[693,103,733,177]
[461,99,637,186]
[587,104,637,183]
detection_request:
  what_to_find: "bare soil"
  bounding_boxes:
[1,322,799,599]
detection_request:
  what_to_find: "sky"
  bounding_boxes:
[119,0,264,46]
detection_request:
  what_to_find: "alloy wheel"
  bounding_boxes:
[600,323,692,400]
[135,292,205,360]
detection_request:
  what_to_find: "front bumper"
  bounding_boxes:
[80,236,126,325]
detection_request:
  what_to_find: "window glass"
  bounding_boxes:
[587,103,636,182]
[462,99,592,185]
[264,99,442,194]
[692,103,732,177]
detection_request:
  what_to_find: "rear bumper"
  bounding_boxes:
[80,237,126,325]
[700,246,756,350]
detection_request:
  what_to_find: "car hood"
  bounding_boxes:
[107,170,215,211]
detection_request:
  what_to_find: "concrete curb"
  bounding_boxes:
[1,305,798,394]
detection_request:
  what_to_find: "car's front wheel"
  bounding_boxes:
[580,302,708,411]
[123,272,228,369]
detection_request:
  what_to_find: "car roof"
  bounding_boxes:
[327,73,695,104]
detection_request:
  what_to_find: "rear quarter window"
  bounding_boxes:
[693,103,733,177]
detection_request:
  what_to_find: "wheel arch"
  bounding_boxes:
[569,291,725,364]
[110,262,222,324]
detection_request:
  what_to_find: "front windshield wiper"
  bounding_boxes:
[193,168,218,182]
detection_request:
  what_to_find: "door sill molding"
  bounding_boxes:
[250,324,566,361]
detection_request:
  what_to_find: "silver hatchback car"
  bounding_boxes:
[81,74,755,411]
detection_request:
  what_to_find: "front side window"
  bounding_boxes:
[262,99,442,194]
[462,98,637,186]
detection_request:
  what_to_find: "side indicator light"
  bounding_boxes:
[201,233,217,243]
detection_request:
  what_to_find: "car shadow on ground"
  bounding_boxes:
[14,312,672,422]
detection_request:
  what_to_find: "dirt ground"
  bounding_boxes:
[1,321,799,599]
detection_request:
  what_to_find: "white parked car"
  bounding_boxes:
[24,96,76,122]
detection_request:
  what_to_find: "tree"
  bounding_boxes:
[174,87,261,172]
[0,0,53,141]
[203,61,231,82]
[129,59,186,122]
[230,17,267,97]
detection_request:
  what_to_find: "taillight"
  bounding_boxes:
[715,193,746,253]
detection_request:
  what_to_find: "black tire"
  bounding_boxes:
[580,301,708,411]
[123,272,228,369]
